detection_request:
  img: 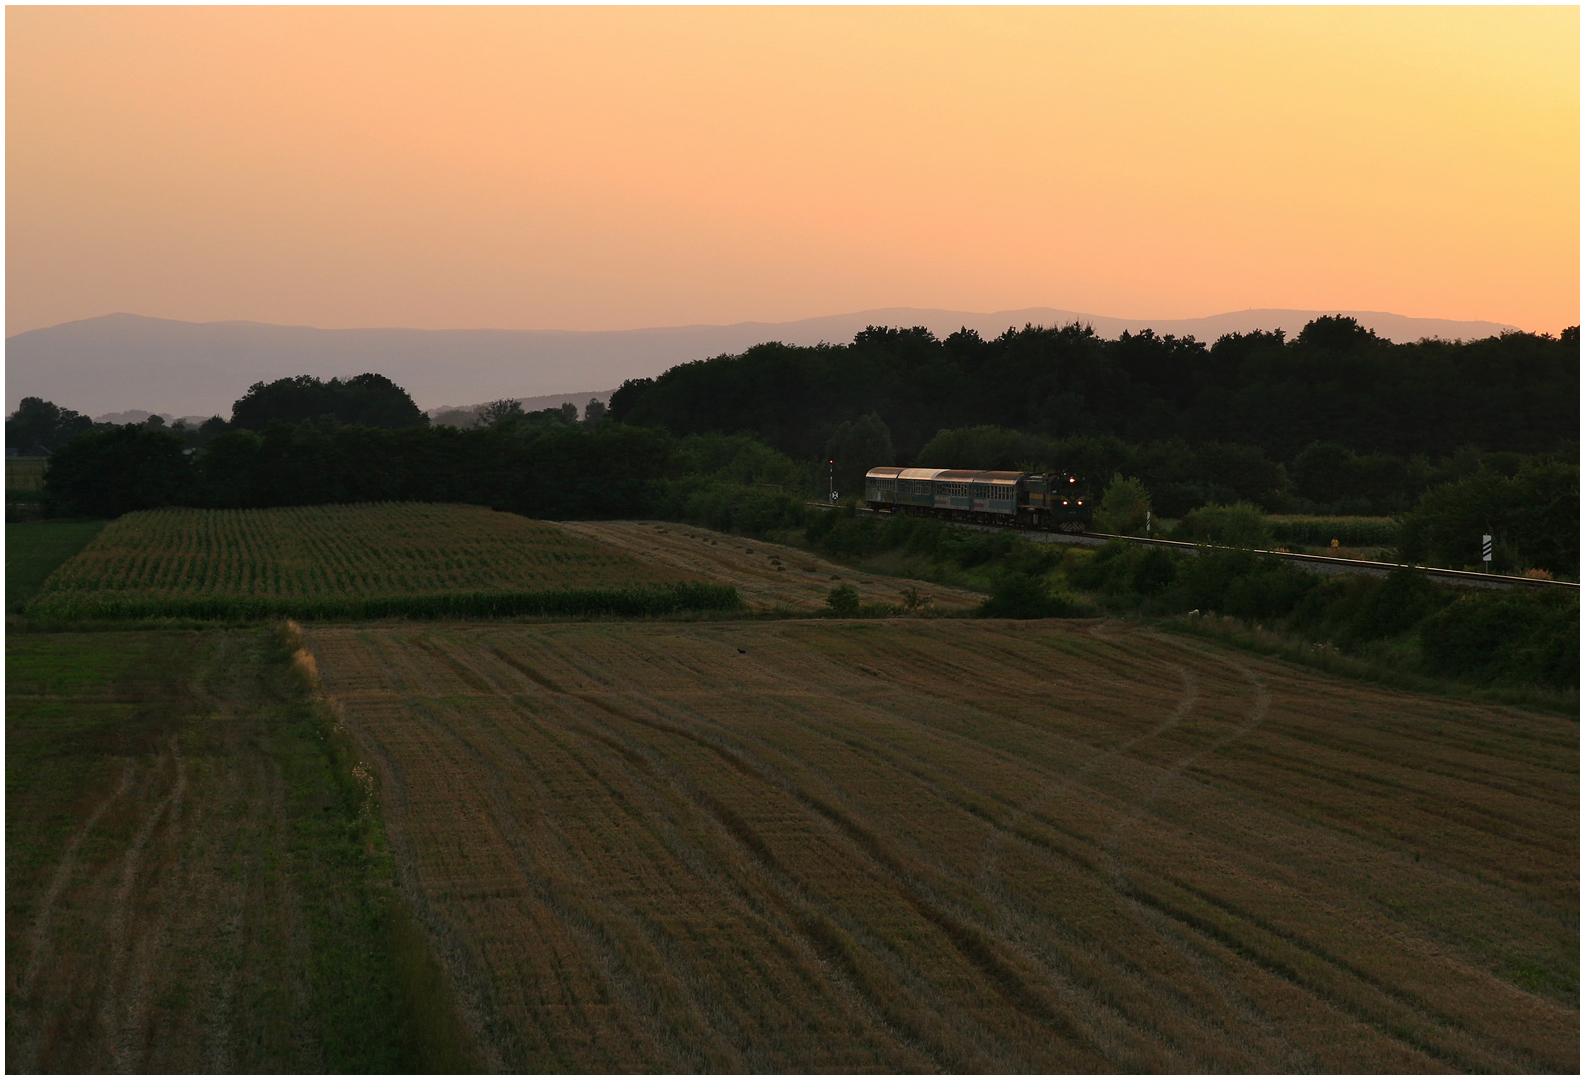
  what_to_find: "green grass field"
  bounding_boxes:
[7,520,108,612]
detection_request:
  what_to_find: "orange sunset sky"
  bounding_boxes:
[6,5,1579,338]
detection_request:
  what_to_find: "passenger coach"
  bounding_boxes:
[863,467,1092,533]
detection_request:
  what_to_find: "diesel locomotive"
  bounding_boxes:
[863,467,1093,532]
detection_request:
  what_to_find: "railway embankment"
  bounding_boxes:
[850,505,1577,592]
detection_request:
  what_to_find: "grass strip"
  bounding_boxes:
[278,622,484,1072]
[26,581,743,621]
[5,628,464,1071]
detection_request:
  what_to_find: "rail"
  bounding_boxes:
[816,503,1578,591]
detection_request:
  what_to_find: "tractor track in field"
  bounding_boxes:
[588,627,1298,1068]
[13,760,139,1070]
[449,628,1064,1068]
[1087,630,1569,1073]
[566,687,1106,1065]
[544,696,944,1070]
[99,737,190,1073]
[303,619,1578,1073]
[8,629,422,1073]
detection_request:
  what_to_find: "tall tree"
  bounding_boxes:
[231,374,428,431]
[6,397,94,452]
[825,413,895,498]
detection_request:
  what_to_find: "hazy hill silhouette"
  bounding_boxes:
[6,307,1520,418]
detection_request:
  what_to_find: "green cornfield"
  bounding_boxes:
[1266,515,1399,548]
[7,457,47,495]
[27,503,740,620]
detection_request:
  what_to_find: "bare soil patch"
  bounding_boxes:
[305,617,1578,1072]
[558,519,984,612]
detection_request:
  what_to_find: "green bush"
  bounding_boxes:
[1093,474,1152,535]
[1173,502,1274,548]
[1289,567,1452,648]
[802,506,1065,581]
[912,425,1057,471]
[1420,589,1579,687]
[1128,546,1179,595]
[1165,548,1316,620]
[825,584,861,616]
[807,506,895,559]
[1398,462,1579,578]
[977,572,1089,619]
[647,477,809,536]
[1066,540,1180,599]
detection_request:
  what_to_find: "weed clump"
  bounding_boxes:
[825,584,861,617]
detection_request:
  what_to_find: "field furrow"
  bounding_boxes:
[305,618,1578,1072]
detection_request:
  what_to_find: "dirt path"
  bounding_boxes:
[306,618,1578,1073]
[556,519,984,612]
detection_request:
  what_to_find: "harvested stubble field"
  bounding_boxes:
[304,617,1578,1072]
[557,519,985,611]
[28,504,733,619]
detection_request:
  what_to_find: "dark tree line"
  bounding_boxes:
[37,408,1581,579]
[7,372,428,456]
[610,317,1579,465]
[904,424,1573,518]
[42,420,675,521]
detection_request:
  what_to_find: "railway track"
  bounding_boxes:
[830,504,1577,591]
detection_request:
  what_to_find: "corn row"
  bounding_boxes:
[32,502,706,617]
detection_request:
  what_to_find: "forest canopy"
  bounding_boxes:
[609,316,1579,464]
[230,373,428,431]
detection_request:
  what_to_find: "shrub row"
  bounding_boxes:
[645,477,811,537]
[26,582,743,622]
[1069,541,1577,689]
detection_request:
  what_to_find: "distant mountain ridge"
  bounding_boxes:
[5,307,1522,418]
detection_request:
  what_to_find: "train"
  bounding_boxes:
[863,467,1094,532]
